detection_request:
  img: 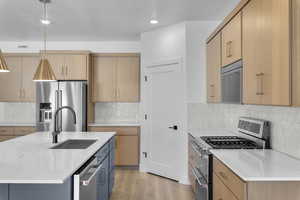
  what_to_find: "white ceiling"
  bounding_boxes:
[0,0,240,41]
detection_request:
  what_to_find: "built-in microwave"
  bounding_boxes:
[221,60,243,104]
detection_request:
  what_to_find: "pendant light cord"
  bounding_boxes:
[43,2,47,59]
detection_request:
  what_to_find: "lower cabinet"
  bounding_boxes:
[213,157,300,200]
[0,126,35,142]
[88,126,140,166]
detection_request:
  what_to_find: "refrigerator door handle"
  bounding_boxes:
[59,90,63,131]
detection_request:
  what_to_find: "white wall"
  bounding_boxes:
[0,41,140,53]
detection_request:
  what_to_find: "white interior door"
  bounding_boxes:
[145,61,184,180]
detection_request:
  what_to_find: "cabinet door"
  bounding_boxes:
[22,56,40,102]
[14,127,35,136]
[116,56,140,102]
[92,56,117,102]
[116,135,139,166]
[0,56,22,101]
[222,12,242,66]
[243,0,290,105]
[207,33,221,103]
[65,55,88,80]
[46,54,65,80]
[213,173,239,200]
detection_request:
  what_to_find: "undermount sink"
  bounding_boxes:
[50,139,97,149]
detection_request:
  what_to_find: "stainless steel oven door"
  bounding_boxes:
[221,60,243,104]
[192,166,209,200]
[190,141,210,182]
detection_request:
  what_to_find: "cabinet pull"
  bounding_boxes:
[256,73,264,95]
[226,41,233,57]
[61,66,64,76]
[65,66,68,77]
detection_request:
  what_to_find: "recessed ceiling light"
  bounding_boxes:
[40,19,51,25]
[150,19,159,24]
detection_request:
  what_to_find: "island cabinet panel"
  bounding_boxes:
[91,54,140,103]
[207,33,221,103]
[9,178,72,200]
[242,0,291,106]
[88,126,140,166]
[221,12,242,67]
[0,185,8,200]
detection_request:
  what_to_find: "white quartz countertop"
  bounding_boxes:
[211,149,300,181]
[0,132,115,184]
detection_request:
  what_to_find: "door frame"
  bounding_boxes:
[140,58,188,184]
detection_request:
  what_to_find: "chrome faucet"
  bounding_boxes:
[52,106,77,144]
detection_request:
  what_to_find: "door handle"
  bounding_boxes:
[168,125,178,130]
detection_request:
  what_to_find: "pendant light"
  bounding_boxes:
[33,0,56,82]
[0,50,9,72]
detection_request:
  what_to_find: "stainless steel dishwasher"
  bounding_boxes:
[73,156,104,200]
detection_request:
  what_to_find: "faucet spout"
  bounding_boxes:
[52,106,77,144]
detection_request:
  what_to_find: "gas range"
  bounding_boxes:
[188,117,271,200]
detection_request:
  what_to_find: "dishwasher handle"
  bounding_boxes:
[81,163,103,186]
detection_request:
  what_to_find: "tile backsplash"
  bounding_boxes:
[94,103,140,124]
[0,103,35,124]
[188,103,300,159]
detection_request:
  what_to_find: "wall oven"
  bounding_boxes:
[221,60,243,104]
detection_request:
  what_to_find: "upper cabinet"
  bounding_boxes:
[242,0,291,105]
[221,12,242,67]
[45,51,90,80]
[207,33,221,103]
[92,54,140,102]
[0,54,39,102]
[206,0,292,106]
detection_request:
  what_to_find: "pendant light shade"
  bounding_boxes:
[33,0,56,82]
[0,50,10,72]
[33,59,56,82]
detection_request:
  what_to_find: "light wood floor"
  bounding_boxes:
[110,169,194,200]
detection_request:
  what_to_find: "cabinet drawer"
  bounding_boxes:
[14,127,35,136]
[213,173,239,200]
[213,157,246,200]
[0,127,14,136]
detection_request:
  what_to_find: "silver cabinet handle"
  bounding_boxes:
[81,164,103,186]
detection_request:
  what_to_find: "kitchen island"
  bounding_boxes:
[0,131,115,200]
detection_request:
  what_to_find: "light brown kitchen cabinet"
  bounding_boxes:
[207,33,221,103]
[213,173,239,200]
[45,51,90,80]
[92,54,140,102]
[88,126,140,166]
[242,0,291,106]
[213,157,300,200]
[221,12,242,66]
[0,54,39,102]
[92,56,117,102]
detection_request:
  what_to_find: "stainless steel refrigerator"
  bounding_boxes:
[36,81,87,132]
